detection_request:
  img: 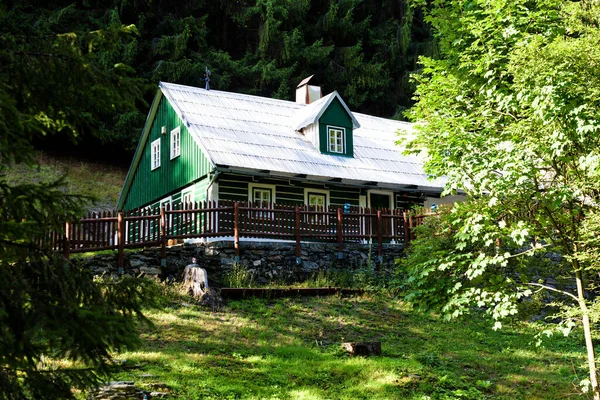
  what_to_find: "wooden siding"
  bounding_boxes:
[219,173,358,204]
[217,173,424,209]
[396,193,425,210]
[142,177,211,210]
[123,98,214,210]
[318,98,354,157]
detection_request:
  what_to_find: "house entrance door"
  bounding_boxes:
[370,193,391,210]
[369,192,393,241]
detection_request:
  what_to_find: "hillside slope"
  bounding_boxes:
[5,152,127,211]
[111,294,587,399]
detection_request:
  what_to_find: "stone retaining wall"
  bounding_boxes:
[76,240,405,285]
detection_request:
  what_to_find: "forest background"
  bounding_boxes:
[7,0,433,162]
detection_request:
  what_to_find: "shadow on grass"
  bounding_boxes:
[114,295,587,399]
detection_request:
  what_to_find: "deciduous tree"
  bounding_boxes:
[401,0,600,397]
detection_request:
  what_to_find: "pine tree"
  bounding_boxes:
[0,4,157,398]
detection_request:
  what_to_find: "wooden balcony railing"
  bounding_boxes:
[39,201,434,269]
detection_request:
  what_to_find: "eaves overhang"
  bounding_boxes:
[213,165,444,195]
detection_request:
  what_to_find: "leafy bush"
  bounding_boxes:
[397,202,541,324]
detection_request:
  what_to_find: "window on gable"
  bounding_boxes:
[170,126,181,159]
[151,139,161,170]
[327,126,345,154]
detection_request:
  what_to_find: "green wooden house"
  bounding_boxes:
[117,79,448,213]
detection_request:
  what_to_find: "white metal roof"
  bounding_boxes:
[292,91,360,131]
[159,81,444,191]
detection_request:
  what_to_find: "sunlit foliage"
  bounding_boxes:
[401,0,600,397]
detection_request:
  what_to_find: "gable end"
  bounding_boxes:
[118,94,215,211]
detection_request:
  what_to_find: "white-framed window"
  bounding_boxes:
[304,188,329,208]
[249,183,276,204]
[304,188,329,225]
[182,190,193,208]
[160,197,172,210]
[141,206,152,241]
[151,138,161,170]
[181,190,194,229]
[327,126,345,154]
[309,193,326,207]
[254,188,271,203]
[170,126,181,160]
[249,185,275,205]
[160,197,173,231]
[248,183,276,218]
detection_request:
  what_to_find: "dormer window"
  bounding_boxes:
[328,126,345,154]
[292,90,359,158]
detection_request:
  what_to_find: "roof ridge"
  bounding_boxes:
[160,81,303,108]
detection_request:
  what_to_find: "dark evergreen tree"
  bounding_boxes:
[4,0,434,151]
[0,4,158,398]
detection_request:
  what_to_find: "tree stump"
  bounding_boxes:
[342,341,382,357]
[182,264,209,298]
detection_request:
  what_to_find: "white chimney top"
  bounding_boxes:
[296,75,322,104]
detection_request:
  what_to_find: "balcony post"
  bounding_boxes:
[233,202,240,262]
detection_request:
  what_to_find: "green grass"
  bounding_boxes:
[5,152,126,210]
[110,294,588,399]
[5,154,588,398]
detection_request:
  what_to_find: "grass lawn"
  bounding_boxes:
[6,154,587,398]
[111,293,587,399]
[5,152,126,210]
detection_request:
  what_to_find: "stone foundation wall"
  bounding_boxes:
[76,240,405,285]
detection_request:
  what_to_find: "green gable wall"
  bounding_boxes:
[123,97,214,210]
[318,98,354,157]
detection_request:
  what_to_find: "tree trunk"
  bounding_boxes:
[575,268,599,399]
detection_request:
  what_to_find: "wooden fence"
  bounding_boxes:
[40,201,433,269]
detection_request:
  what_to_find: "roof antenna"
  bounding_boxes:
[203,66,211,90]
